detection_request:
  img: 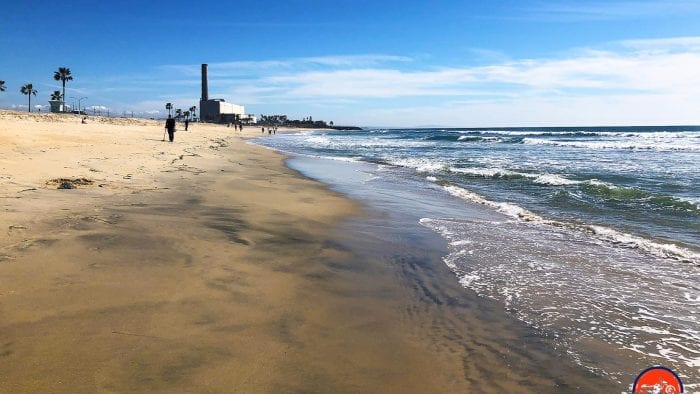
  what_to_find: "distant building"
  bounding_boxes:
[48,100,65,113]
[200,99,244,123]
[199,63,248,123]
[240,114,257,124]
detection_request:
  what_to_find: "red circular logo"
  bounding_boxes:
[632,366,684,394]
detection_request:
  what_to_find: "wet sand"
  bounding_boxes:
[0,111,610,392]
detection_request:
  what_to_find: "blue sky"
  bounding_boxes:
[2,0,700,126]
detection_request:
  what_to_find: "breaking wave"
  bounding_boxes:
[440,184,700,264]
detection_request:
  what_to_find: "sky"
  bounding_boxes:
[2,0,700,127]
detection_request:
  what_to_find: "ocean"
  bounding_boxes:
[256,126,700,388]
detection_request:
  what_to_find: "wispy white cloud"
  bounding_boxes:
[220,39,700,101]
[363,90,700,127]
[159,55,413,77]
[224,36,700,125]
[618,36,700,52]
[524,0,700,21]
[31,38,700,125]
[86,105,109,111]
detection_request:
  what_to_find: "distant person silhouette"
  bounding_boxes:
[165,115,176,142]
[184,119,189,131]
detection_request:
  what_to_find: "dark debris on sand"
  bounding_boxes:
[48,178,94,189]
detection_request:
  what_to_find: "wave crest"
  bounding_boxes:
[442,184,700,264]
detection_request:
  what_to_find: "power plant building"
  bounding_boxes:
[199,63,245,123]
[200,99,244,123]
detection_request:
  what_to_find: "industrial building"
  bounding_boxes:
[199,63,246,123]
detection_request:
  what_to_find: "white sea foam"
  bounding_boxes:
[678,196,700,210]
[304,134,430,150]
[587,225,700,264]
[389,157,448,173]
[457,129,598,136]
[442,184,700,264]
[455,129,700,138]
[444,185,542,221]
[449,167,519,178]
[318,155,363,163]
[586,178,614,187]
[447,165,637,191]
[305,135,333,145]
[533,174,581,185]
[522,137,700,152]
[456,135,506,142]
[419,216,700,384]
[449,166,582,186]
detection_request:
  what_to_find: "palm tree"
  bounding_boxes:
[165,102,173,116]
[53,67,73,110]
[50,90,62,100]
[183,110,190,120]
[20,83,37,112]
[175,108,182,120]
[189,105,196,120]
[0,80,6,92]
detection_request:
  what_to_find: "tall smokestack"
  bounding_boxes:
[201,63,209,101]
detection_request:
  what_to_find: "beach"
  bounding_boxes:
[0,111,613,392]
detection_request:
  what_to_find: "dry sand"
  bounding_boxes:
[0,110,608,393]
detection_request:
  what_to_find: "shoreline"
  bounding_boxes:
[278,154,620,392]
[256,126,700,389]
[0,110,611,392]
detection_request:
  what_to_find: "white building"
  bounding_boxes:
[199,64,249,123]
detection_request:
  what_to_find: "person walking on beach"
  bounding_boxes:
[184,118,189,131]
[165,115,176,142]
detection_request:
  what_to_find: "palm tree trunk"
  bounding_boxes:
[28,94,31,112]
[62,81,66,111]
